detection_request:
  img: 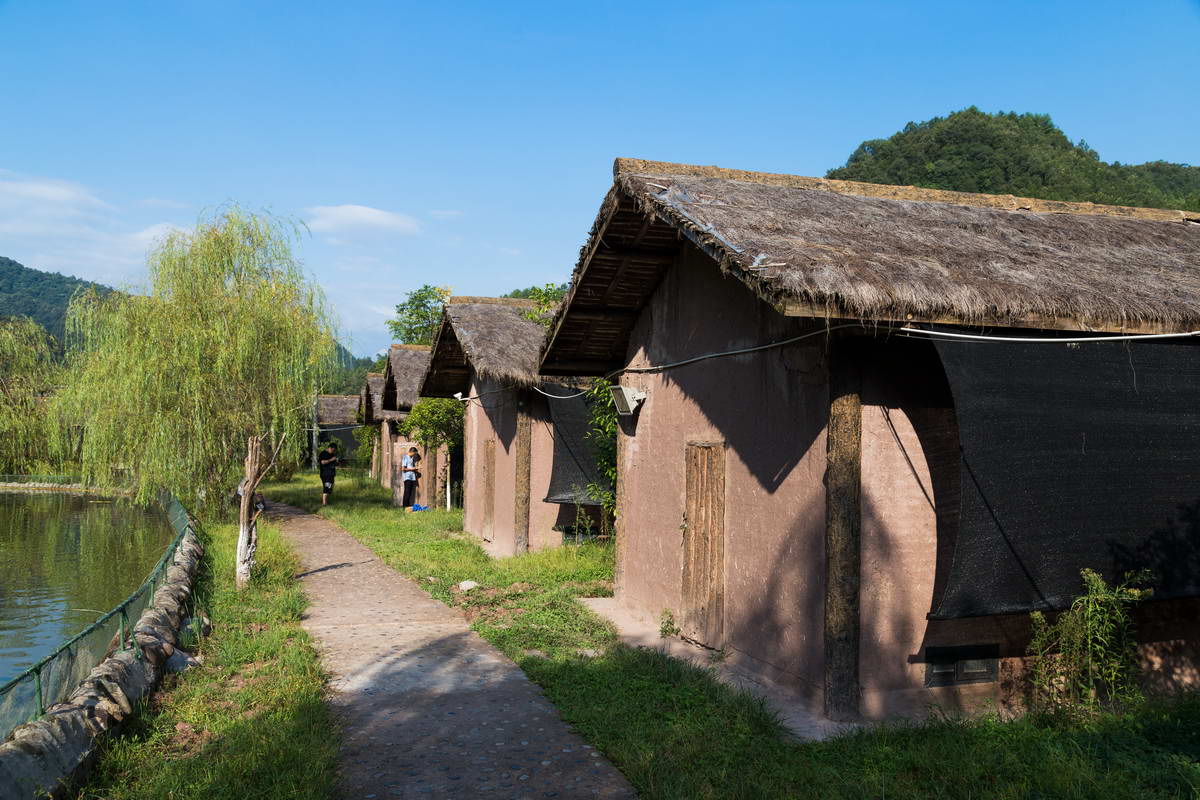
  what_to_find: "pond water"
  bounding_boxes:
[0,491,173,685]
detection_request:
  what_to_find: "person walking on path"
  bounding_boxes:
[400,446,421,510]
[318,442,338,506]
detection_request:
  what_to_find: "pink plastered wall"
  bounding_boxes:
[615,243,829,700]
[461,373,564,557]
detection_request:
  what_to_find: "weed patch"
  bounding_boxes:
[74,520,337,800]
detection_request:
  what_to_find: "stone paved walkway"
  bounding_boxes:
[267,502,637,800]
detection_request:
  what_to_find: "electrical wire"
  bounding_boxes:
[898,326,1200,344]
[613,324,859,375]
[461,319,1192,407]
[532,384,589,399]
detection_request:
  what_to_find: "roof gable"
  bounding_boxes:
[382,345,432,412]
[541,158,1200,375]
[421,297,546,396]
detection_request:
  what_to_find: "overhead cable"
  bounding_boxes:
[899,326,1200,344]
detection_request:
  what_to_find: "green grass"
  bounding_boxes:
[74,518,338,800]
[263,471,1200,800]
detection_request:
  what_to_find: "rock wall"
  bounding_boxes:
[0,526,204,799]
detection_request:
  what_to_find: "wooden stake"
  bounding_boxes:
[514,391,532,554]
[824,339,862,721]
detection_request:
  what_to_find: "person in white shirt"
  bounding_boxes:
[401,447,421,509]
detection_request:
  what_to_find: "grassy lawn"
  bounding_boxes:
[263,470,1200,800]
[74,517,338,800]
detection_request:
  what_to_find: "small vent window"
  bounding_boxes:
[924,644,999,687]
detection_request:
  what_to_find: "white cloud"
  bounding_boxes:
[0,169,182,286]
[305,204,420,235]
[497,247,522,257]
[429,209,463,219]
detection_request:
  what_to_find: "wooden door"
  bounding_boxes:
[482,439,496,542]
[681,441,725,646]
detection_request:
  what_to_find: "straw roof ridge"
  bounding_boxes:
[422,299,547,395]
[613,158,1200,224]
[384,345,433,411]
[608,159,1200,332]
[359,373,386,421]
[449,295,537,308]
[316,394,358,425]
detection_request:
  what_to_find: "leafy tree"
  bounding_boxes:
[828,107,1200,212]
[504,282,567,328]
[54,207,335,513]
[0,317,59,474]
[387,285,451,345]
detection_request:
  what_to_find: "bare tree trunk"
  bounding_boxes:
[235,435,260,591]
[236,433,286,591]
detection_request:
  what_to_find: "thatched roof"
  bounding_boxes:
[316,394,358,426]
[420,297,546,397]
[358,372,385,423]
[382,345,432,413]
[541,158,1200,375]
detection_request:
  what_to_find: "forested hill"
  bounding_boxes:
[0,257,112,341]
[827,107,1200,212]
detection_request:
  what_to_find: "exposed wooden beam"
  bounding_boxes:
[539,358,619,376]
[565,307,641,321]
[824,338,861,721]
[514,391,532,554]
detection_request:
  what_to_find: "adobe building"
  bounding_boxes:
[358,372,386,479]
[379,344,440,505]
[421,297,603,557]
[540,158,1200,721]
[313,394,360,464]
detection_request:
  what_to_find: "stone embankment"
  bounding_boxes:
[0,526,204,799]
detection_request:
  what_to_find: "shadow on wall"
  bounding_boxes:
[629,248,828,494]
[479,381,519,452]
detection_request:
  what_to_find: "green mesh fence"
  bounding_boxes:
[0,479,193,739]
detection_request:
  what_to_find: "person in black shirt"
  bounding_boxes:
[318,442,338,505]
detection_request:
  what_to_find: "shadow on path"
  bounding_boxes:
[265,500,636,799]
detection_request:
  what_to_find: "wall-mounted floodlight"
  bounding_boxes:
[609,385,647,416]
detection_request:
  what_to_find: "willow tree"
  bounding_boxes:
[55,208,335,584]
[0,317,59,474]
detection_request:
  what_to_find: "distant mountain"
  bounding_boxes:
[827,107,1200,212]
[0,257,112,342]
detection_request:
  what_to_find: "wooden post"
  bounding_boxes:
[369,434,379,480]
[426,445,439,508]
[310,399,319,470]
[514,391,532,554]
[824,339,862,721]
[380,420,393,489]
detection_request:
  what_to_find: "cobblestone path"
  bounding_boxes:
[268,502,637,800]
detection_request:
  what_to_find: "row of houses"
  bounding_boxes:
[336,157,1200,722]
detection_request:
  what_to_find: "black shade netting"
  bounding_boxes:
[543,385,606,506]
[932,336,1200,619]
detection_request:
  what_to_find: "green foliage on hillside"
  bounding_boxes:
[0,257,112,342]
[827,107,1200,212]
[326,346,376,395]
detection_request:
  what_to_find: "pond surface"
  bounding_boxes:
[0,491,173,685]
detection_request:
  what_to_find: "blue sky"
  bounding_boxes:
[1,0,1197,356]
